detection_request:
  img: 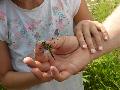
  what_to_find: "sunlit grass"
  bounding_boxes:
[83,0,120,90]
[0,0,120,90]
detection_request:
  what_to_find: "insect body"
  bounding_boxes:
[41,41,55,60]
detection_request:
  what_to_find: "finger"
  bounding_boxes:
[94,21,109,40]
[82,24,96,53]
[35,42,44,61]
[32,68,43,80]
[23,57,49,72]
[50,66,71,82]
[43,71,53,78]
[91,26,103,51]
[36,50,49,63]
[35,42,44,55]
[35,42,49,62]
[32,68,52,82]
[42,50,50,62]
[35,61,50,72]
[75,26,87,49]
[23,57,36,68]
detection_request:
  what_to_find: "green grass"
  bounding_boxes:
[83,0,120,90]
[0,0,120,90]
[0,85,6,90]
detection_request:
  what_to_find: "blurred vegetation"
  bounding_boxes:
[0,0,120,90]
[83,0,120,90]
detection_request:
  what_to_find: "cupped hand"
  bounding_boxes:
[24,36,92,82]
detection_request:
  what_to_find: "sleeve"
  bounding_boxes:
[68,0,81,17]
[0,2,8,42]
[0,20,8,42]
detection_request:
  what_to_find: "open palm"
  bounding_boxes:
[24,36,91,82]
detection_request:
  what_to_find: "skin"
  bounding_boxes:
[26,5,120,81]
[0,0,96,89]
[74,0,109,52]
[42,36,79,55]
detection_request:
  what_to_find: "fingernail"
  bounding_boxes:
[104,36,108,40]
[82,45,87,48]
[91,49,96,54]
[98,46,103,51]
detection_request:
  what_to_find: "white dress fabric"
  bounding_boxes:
[0,0,84,90]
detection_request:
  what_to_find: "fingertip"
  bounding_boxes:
[23,57,33,64]
[104,36,109,41]
[42,73,49,77]
[50,66,59,76]
[90,49,96,54]
[32,68,39,72]
[98,46,103,51]
[32,68,41,75]
[82,44,87,49]
[50,66,56,72]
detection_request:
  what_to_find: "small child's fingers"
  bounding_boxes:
[75,26,87,49]
[32,68,52,82]
[35,61,50,72]
[23,57,36,68]
[23,57,50,72]
[35,42,45,61]
[35,44,49,62]
[99,26,109,40]
[36,50,49,63]
[35,42,44,54]
[50,66,71,82]
[32,68,43,80]
[83,26,96,54]
[94,21,109,40]
[42,71,53,80]
[91,26,103,51]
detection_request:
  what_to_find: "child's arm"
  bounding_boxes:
[73,0,109,53]
[0,41,52,89]
[74,0,92,23]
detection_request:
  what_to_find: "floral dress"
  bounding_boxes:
[0,0,84,90]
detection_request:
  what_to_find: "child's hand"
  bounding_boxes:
[74,20,109,53]
[23,57,53,83]
[47,36,79,55]
[23,43,53,83]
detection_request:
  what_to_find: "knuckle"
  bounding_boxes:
[86,40,93,47]
[85,35,91,39]
[80,40,86,44]
[82,22,89,27]
[91,28,100,36]
[75,26,80,31]
[76,32,82,39]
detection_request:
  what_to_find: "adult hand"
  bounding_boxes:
[24,36,91,82]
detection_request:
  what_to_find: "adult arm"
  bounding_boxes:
[71,5,120,72]
[48,5,120,81]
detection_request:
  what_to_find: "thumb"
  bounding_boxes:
[50,66,71,82]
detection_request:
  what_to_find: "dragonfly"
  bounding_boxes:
[41,41,55,60]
